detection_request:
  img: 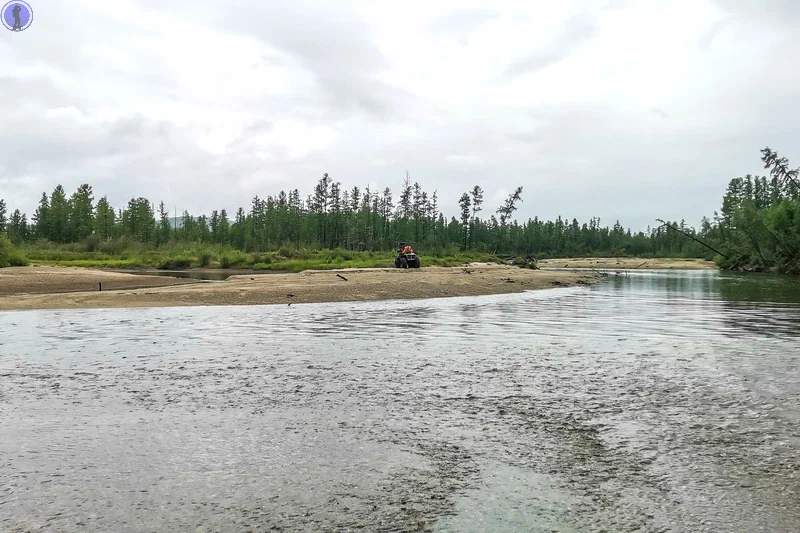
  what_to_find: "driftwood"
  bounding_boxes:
[589,267,609,277]
[98,282,102,291]
[633,262,647,269]
[336,274,348,281]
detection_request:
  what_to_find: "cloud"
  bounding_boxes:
[504,13,599,78]
[493,188,510,204]
[649,107,670,119]
[446,155,485,168]
[1,0,799,233]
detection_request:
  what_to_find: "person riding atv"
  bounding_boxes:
[395,242,421,269]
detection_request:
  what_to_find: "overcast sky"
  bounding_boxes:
[1,0,798,230]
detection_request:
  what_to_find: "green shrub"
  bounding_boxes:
[82,234,102,252]
[157,257,192,270]
[0,234,28,267]
[246,253,273,265]
[199,251,213,267]
[98,236,140,255]
[219,251,248,268]
[278,244,298,258]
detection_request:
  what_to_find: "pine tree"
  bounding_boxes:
[312,173,331,247]
[69,184,95,241]
[8,209,26,244]
[123,198,156,243]
[233,207,246,249]
[94,196,115,240]
[398,172,412,220]
[218,209,230,246]
[469,185,484,249]
[429,191,438,244]
[496,187,523,252]
[30,192,45,241]
[362,186,373,249]
[381,187,394,246]
[198,215,210,243]
[371,191,380,250]
[49,185,70,243]
[459,193,471,250]
[210,210,220,243]
[0,199,6,233]
[153,202,168,245]
[412,182,423,242]
[329,182,341,247]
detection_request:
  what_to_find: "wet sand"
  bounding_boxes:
[0,265,599,311]
[537,257,717,270]
[0,266,197,297]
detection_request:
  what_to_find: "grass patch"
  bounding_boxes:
[157,257,193,270]
[34,259,142,268]
[18,242,504,272]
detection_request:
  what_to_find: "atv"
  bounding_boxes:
[394,242,421,269]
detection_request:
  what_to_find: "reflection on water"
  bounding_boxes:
[1,270,799,532]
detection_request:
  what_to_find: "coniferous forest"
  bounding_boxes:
[702,148,800,274]
[1,148,798,272]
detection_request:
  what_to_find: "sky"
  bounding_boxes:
[1,0,799,231]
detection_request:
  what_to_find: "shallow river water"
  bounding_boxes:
[1,270,799,532]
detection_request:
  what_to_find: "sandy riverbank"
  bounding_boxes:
[0,266,198,297]
[0,265,599,311]
[537,257,717,270]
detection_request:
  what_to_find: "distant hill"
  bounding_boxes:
[170,216,189,229]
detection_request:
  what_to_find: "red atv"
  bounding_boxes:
[394,242,421,269]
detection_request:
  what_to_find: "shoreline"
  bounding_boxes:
[536,257,717,270]
[0,264,599,312]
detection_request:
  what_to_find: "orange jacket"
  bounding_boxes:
[403,246,413,254]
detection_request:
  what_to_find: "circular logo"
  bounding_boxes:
[2,1,33,32]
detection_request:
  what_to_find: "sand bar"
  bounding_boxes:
[537,257,717,270]
[0,264,599,311]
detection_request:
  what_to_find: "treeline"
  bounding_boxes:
[1,172,710,259]
[697,148,800,273]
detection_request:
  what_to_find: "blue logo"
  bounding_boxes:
[2,1,33,32]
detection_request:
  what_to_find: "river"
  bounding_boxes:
[1,270,799,532]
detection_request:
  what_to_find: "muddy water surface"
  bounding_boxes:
[1,270,799,532]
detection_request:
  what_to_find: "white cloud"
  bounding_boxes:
[493,188,509,204]
[446,155,485,168]
[1,0,799,231]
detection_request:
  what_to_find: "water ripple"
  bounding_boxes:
[1,271,799,531]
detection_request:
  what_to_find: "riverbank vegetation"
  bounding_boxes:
[0,174,710,271]
[0,234,28,268]
[1,148,795,273]
[12,244,502,273]
[694,148,799,274]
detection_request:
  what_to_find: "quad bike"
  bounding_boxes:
[394,242,421,269]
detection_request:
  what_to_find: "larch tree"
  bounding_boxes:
[469,185,484,249]
[459,192,471,250]
[0,199,6,233]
